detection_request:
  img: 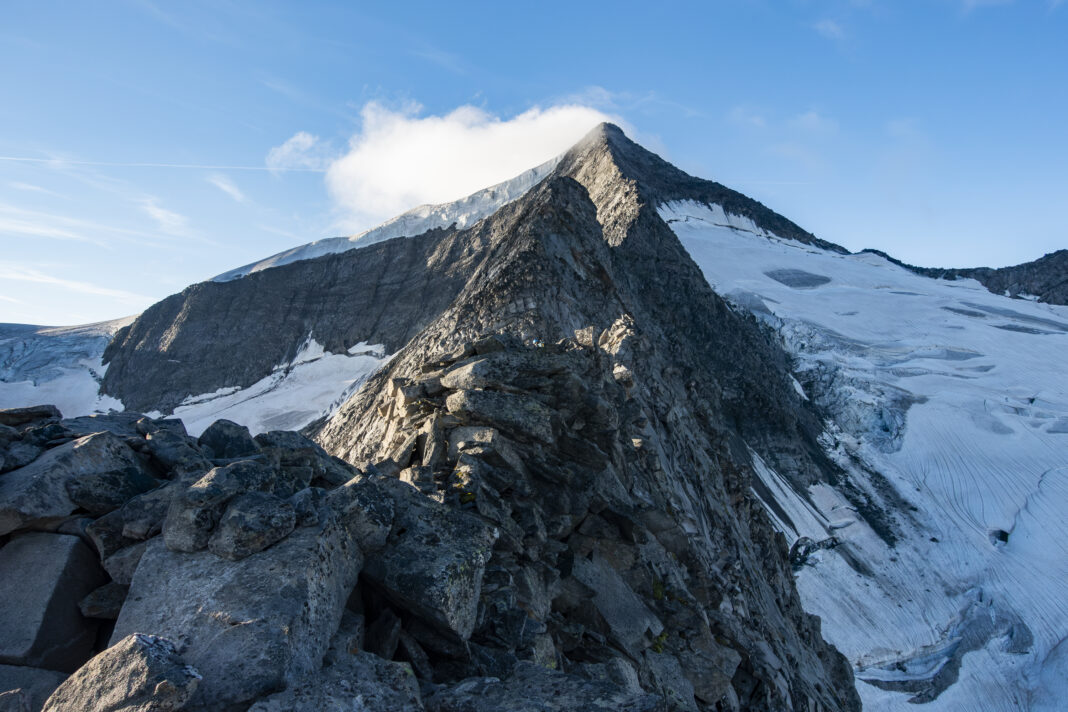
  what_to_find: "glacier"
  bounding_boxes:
[0,318,132,417]
[661,200,1068,711]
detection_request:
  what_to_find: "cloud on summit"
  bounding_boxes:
[268,101,618,233]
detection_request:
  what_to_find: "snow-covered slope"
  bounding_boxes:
[0,318,133,417]
[0,321,389,437]
[662,200,1068,711]
[212,156,559,282]
[148,338,390,436]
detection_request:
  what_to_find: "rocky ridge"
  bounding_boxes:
[862,247,1068,306]
[0,125,861,711]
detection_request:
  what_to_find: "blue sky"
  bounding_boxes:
[1,0,1065,325]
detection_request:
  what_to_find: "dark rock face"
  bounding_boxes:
[863,247,1068,305]
[100,226,478,413]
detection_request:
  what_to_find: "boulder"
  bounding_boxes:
[0,432,143,535]
[197,419,259,460]
[0,533,107,671]
[288,487,327,527]
[102,540,149,585]
[42,634,200,712]
[0,406,61,428]
[424,661,665,712]
[640,652,698,712]
[255,431,354,487]
[86,509,139,560]
[162,460,287,553]
[79,582,129,620]
[120,484,175,540]
[207,492,296,561]
[569,552,664,656]
[363,480,498,641]
[324,477,394,553]
[111,516,363,710]
[365,608,402,659]
[0,665,67,712]
[0,441,41,475]
[440,352,565,393]
[247,652,422,712]
[64,466,159,516]
[141,431,210,481]
[445,390,554,444]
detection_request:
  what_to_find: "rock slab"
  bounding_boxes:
[111,518,362,709]
[42,634,200,712]
[0,533,107,672]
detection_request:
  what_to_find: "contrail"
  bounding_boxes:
[0,156,326,172]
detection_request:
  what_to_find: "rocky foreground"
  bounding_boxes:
[0,333,857,712]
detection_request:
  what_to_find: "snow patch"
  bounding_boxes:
[158,338,390,436]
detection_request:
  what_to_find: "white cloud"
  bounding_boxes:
[0,264,151,304]
[266,131,330,172]
[813,19,846,39]
[207,173,246,203]
[141,199,188,235]
[323,102,616,231]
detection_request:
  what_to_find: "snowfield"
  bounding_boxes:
[0,324,390,438]
[148,338,390,436]
[662,200,1068,711]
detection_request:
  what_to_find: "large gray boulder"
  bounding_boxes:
[207,492,296,561]
[364,480,498,641]
[424,662,665,712]
[445,390,554,444]
[246,652,422,712]
[42,634,200,712]
[162,460,291,553]
[0,665,67,712]
[0,432,142,535]
[196,419,259,460]
[0,533,107,672]
[111,516,362,710]
[0,406,61,428]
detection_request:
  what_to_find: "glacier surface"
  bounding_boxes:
[0,318,132,417]
[662,200,1068,711]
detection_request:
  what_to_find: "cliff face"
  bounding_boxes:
[101,227,469,413]
[314,127,860,710]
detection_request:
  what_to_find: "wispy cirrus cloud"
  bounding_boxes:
[206,173,246,203]
[140,199,188,235]
[0,263,151,304]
